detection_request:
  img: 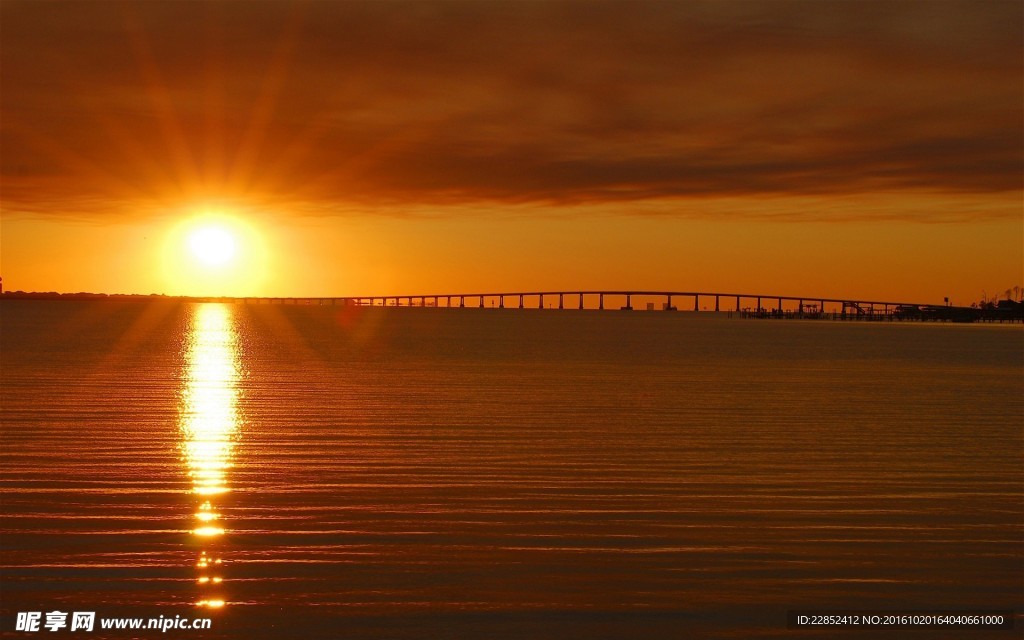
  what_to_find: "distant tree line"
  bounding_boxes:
[973,285,1023,309]
[0,291,170,300]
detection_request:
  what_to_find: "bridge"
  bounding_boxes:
[6,288,1013,321]
[231,290,942,317]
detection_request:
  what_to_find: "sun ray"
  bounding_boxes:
[121,5,201,191]
[227,3,307,196]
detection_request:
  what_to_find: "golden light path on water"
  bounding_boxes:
[181,304,239,609]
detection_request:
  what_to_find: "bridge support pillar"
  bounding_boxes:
[459,296,465,308]
[694,295,699,311]
[715,296,720,312]
[579,293,584,310]
[499,296,504,308]
[519,294,524,309]
[623,294,632,310]
[559,293,563,309]
[777,298,783,312]
[539,294,544,309]
[479,296,485,308]
[599,294,604,310]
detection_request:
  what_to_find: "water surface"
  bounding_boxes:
[2,301,1021,638]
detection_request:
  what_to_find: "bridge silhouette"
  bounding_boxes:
[230,289,942,317]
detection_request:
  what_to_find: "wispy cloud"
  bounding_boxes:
[2,0,1020,222]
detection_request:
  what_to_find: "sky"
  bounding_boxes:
[1,0,1021,303]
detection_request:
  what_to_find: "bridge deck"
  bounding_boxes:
[232,290,941,314]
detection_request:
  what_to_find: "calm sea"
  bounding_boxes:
[1,300,1021,639]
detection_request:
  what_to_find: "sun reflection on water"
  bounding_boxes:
[181,304,239,608]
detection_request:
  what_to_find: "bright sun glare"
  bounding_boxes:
[188,226,237,267]
[161,210,269,296]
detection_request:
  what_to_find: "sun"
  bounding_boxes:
[160,210,270,296]
[188,225,237,267]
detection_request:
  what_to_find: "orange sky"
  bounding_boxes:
[1,0,1021,304]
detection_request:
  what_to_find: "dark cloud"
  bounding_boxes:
[1,0,1021,220]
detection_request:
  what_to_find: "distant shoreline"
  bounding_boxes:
[3,290,1021,323]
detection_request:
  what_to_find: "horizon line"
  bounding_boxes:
[0,288,980,309]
